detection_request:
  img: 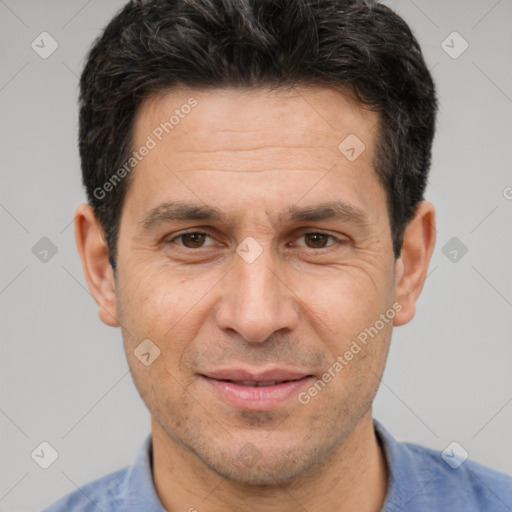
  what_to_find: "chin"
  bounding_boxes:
[206,459,307,486]
[195,440,332,487]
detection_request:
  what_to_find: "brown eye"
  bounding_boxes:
[172,232,211,248]
[298,232,337,249]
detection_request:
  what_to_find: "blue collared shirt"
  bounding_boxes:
[41,419,512,511]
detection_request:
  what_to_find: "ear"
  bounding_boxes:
[74,203,119,327]
[393,200,436,327]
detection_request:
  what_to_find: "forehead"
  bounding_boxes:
[135,85,378,155]
[124,85,384,225]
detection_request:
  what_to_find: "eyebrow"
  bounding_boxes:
[139,200,371,231]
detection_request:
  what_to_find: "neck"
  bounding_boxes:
[151,411,389,512]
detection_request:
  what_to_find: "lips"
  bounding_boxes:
[202,368,311,383]
[200,368,314,410]
[231,380,290,387]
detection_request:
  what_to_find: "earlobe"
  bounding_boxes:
[393,200,436,327]
[74,204,120,327]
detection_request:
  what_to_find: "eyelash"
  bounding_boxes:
[166,230,345,250]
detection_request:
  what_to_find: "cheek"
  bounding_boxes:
[300,267,395,391]
[117,265,196,335]
[117,265,221,382]
[317,317,392,414]
[303,268,392,337]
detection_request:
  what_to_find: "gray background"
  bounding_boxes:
[1,1,511,510]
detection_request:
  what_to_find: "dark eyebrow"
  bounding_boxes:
[283,202,370,228]
[139,202,225,231]
[139,200,371,231]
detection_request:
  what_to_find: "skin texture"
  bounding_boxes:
[75,86,436,512]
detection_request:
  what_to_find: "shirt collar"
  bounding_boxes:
[121,433,167,511]
[374,418,438,511]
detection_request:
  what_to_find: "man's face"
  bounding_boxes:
[114,86,400,483]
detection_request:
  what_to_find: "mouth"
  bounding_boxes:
[216,379,302,387]
[199,369,314,410]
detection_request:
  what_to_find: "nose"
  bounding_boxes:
[214,247,300,343]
